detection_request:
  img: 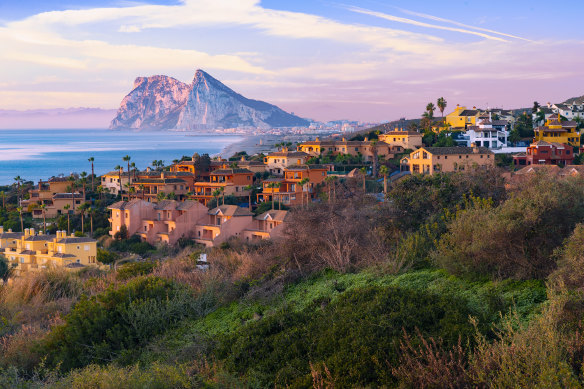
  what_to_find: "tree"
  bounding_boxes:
[123,155,132,186]
[360,167,367,192]
[40,204,47,233]
[88,157,95,192]
[211,189,222,209]
[13,176,22,205]
[17,206,23,232]
[79,171,88,200]
[0,191,5,209]
[298,178,310,208]
[437,97,447,119]
[379,165,389,194]
[267,182,280,210]
[63,204,71,235]
[138,184,145,200]
[114,165,123,195]
[425,102,436,119]
[78,203,90,235]
[244,184,255,210]
[533,101,540,112]
[370,139,379,178]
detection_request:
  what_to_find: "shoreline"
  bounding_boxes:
[217,135,281,159]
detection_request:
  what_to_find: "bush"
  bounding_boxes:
[550,224,584,289]
[116,262,157,281]
[0,254,11,281]
[42,276,215,371]
[96,248,118,265]
[217,285,480,387]
[434,175,584,280]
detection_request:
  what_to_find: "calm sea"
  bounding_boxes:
[0,129,243,185]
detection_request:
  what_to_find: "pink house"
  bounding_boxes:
[242,210,289,242]
[193,205,254,247]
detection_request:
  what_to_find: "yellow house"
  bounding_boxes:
[378,131,423,151]
[264,148,309,175]
[2,228,99,277]
[534,115,580,147]
[405,145,494,175]
[445,106,480,129]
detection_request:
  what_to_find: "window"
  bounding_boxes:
[422,152,428,159]
[84,245,89,251]
[76,246,80,249]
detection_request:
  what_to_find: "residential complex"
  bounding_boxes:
[513,141,574,167]
[534,115,580,147]
[402,145,494,175]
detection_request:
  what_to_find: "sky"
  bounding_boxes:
[0,0,583,122]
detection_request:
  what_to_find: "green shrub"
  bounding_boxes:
[117,262,157,281]
[217,285,481,387]
[42,276,215,371]
[97,248,118,265]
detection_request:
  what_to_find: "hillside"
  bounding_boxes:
[2,170,584,387]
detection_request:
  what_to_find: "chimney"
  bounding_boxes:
[30,228,35,236]
[8,228,12,233]
[364,137,369,141]
[0,226,3,234]
[471,143,479,153]
[473,106,476,109]
[24,228,30,238]
[146,167,151,172]
[161,171,165,180]
[342,137,346,142]
[241,156,245,161]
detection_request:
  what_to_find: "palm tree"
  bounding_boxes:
[96,185,104,200]
[88,157,95,192]
[40,204,47,233]
[211,189,222,208]
[298,178,309,208]
[63,204,71,235]
[379,165,389,194]
[370,139,379,178]
[244,184,255,210]
[114,165,123,195]
[360,167,367,192]
[88,207,95,237]
[13,176,22,205]
[138,184,145,200]
[426,102,436,119]
[79,172,88,199]
[130,162,137,182]
[68,175,76,212]
[0,191,5,210]
[17,206,23,232]
[78,203,90,235]
[123,155,132,186]
[267,182,280,210]
[437,97,447,119]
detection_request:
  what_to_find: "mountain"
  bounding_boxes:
[0,108,116,129]
[110,70,309,130]
[109,75,191,131]
[564,95,584,105]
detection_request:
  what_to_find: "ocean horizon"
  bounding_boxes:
[0,128,243,185]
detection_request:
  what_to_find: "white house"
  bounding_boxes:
[454,115,509,149]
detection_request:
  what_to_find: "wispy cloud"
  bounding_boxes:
[347,6,512,42]
[397,8,533,42]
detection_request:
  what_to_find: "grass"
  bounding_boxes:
[137,268,547,365]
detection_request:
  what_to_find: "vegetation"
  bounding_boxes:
[4,169,584,387]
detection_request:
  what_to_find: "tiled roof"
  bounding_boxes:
[102,171,131,177]
[57,237,96,244]
[20,250,36,255]
[48,177,75,182]
[108,199,146,210]
[25,235,55,241]
[65,262,86,268]
[153,199,200,211]
[211,168,253,175]
[267,151,308,158]
[52,253,76,258]
[209,205,253,217]
[383,131,422,136]
[256,210,289,222]
[133,178,186,184]
[514,165,561,175]
[459,110,479,116]
[0,232,24,239]
[53,193,83,199]
[286,164,328,171]
[422,146,493,155]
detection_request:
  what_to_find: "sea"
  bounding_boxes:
[0,129,243,185]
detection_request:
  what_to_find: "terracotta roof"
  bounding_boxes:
[267,151,308,158]
[102,171,131,177]
[53,193,83,199]
[133,178,186,184]
[48,177,75,182]
[422,146,493,155]
[209,205,253,217]
[154,199,200,211]
[514,165,561,175]
[383,131,422,136]
[285,164,328,171]
[108,199,146,210]
[211,168,253,175]
[19,250,36,255]
[491,120,509,126]
[255,210,289,222]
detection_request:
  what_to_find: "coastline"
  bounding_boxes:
[218,135,280,159]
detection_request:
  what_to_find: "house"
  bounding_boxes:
[100,169,130,196]
[296,138,393,161]
[550,102,584,121]
[0,227,24,250]
[130,171,189,202]
[1,228,99,277]
[212,158,267,174]
[108,199,208,245]
[256,178,302,207]
[192,168,254,205]
[378,130,423,151]
[264,148,309,175]
[22,177,84,218]
[445,105,480,129]
[242,210,290,241]
[404,145,494,175]
[534,115,580,147]
[454,116,509,149]
[512,141,574,167]
[193,205,254,247]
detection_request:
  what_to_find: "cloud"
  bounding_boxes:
[397,8,533,42]
[347,6,524,42]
